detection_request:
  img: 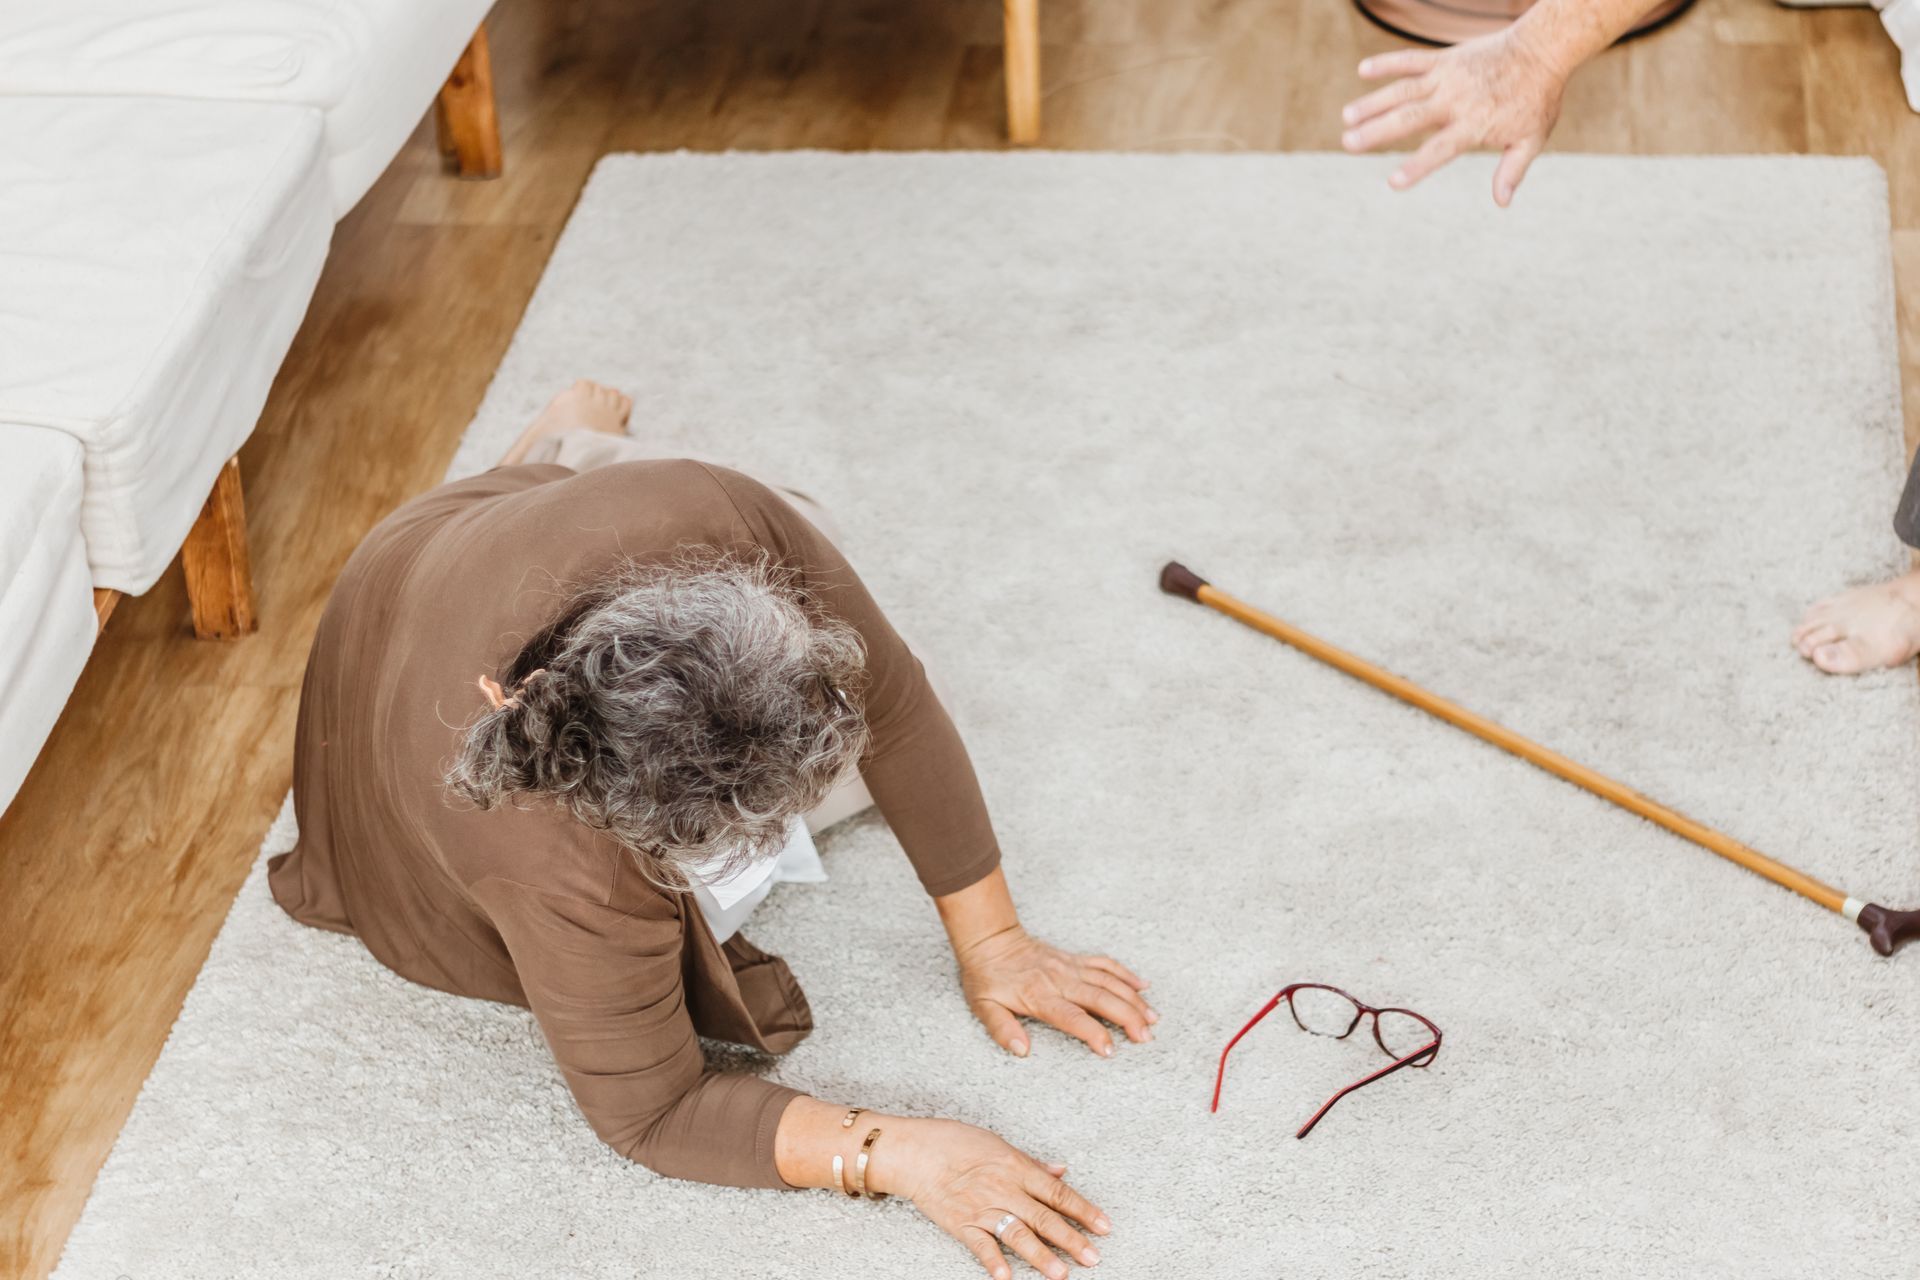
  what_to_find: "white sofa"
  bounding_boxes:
[0,0,501,216]
[0,0,498,816]
[0,95,333,594]
[0,427,95,813]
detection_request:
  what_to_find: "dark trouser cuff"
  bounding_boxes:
[1895,449,1920,550]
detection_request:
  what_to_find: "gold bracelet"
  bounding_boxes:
[832,1152,857,1198]
[852,1127,889,1201]
[834,1109,868,1199]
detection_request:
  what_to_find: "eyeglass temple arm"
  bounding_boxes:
[1209,992,1287,1113]
[1293,1038,1440,1139]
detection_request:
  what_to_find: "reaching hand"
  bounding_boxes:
[1340,30,1569,207]
[956,926,1154,1058]
[882,1118,1110,1280]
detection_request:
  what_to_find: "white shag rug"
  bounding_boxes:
[57,153,1920,1279]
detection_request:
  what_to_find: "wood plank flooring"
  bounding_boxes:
[5,0,1917,1272]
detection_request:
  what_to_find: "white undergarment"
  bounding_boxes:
[687,818,828,943]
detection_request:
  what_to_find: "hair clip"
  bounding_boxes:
[477,667,547,712]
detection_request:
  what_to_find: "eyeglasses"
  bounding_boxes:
[1211,982,1442,1138]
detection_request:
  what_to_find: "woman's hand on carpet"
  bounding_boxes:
[1339,29,1568,206]
[878,1117,1110,1280]
[957,926,1154,1058]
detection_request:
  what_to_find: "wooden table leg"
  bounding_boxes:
[437,22,504,179]
[181,457,257,641]
[1004,0,1041,144]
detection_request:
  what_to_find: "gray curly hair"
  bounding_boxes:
[446,551,870,888]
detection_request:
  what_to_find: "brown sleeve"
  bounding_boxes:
[702,465,1002,898]
[470,875,801,1188]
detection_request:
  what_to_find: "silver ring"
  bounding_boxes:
[991,1212,1018,1240]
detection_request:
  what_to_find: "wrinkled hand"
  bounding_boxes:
[958,926,1154,1058]
[887,1118,1110,1280]
[1340,30,1568,206]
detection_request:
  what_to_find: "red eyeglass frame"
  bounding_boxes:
[1211,982,1442,1138]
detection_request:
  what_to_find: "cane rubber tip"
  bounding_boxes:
[1856,903,1920,957]
[1159,561,1208,601]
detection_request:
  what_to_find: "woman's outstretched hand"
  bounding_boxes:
[957,926,1154,1058]
[932,868,1153,1058]
[882,1118,1110,1280]
[776,1100,1111,1278]
[1339,30,1568,206]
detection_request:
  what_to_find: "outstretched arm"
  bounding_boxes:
[479,873,1119,1276]
[472,874,802,1186]
[1340,0,1662,205]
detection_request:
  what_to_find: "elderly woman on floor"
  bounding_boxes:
[270,381,1150,1280]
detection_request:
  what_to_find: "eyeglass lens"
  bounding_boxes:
[1289,987,1435,1061]
[1287,986,1361,1037]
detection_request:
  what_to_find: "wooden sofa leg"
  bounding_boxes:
[433,96,456,160]
[437,22,503,179]
[1004,0,1041,144]
[92,588,121,633]
[182,457,257,641]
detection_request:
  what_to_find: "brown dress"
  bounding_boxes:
[270,459,1001,1188]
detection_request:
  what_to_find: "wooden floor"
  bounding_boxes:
[5,0,1918,1272]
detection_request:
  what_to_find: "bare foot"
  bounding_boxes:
[1792,568,1920,675]
[497,380,634,467]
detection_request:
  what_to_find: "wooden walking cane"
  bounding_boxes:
[1158,561,1920,957]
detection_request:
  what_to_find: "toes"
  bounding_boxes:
[567,378,620,401]
[1813,641,1870,676]
[583,382,633,421]
[1795,623,1840,658]
[1793,595,1846,638]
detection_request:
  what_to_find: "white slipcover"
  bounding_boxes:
[0,424,95,815]
[0,1,500,819]
[0,95,332,593]
[0,0,497,214]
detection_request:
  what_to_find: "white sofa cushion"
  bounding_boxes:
[0,424,96,816]
[0,95,332,593]
[0,0,497,214]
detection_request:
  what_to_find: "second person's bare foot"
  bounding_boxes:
[498,379,634,467]
[1792,568,1920,675]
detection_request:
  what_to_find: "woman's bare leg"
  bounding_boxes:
[495,380,633,468]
